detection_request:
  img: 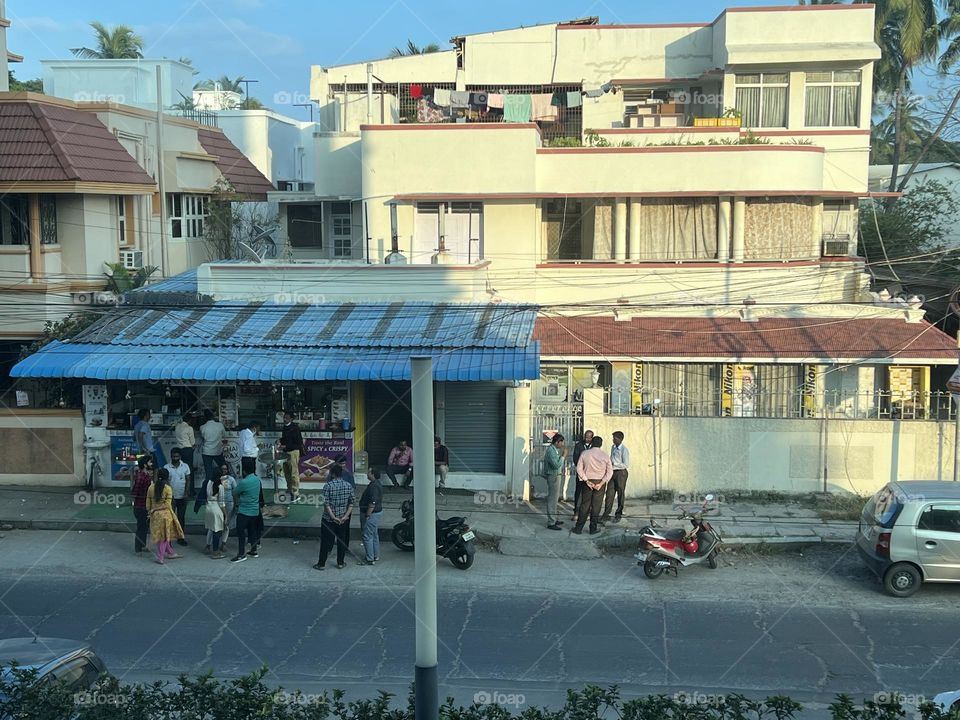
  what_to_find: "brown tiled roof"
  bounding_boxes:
[0,101,156,186]
[534,316,960,361]
[196,127,274,199]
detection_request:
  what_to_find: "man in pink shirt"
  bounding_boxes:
[573,436,613,535]
[386,440,414,488]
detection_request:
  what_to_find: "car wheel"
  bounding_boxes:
[883,562,921,597]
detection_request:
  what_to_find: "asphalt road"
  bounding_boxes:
[0,530,959,714]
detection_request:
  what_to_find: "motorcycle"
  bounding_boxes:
[635,494,722,579]
[391,499,476,570]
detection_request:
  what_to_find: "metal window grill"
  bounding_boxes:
[330,82,583,141]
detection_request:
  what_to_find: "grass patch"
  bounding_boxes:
[803,492,866,521]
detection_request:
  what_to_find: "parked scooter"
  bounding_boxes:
[391,499,476,569]
[635,494,722,578]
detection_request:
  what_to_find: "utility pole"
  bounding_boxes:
[238,78,259,109]
[293,102,314,122]
[410,357,437,720]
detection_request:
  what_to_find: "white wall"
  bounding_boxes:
[42,59,195,110]
[217,110,313,184]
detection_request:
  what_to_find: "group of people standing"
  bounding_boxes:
[541,429,630,535]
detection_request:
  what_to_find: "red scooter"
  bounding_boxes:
[636,495,722,578]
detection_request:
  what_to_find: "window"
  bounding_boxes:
[414,201,483,263]
[735,73,788,127]
[330,201,352,258]
[805,70,861,127]
[287,204,323,248]
[39,196,57,245]
[53,658,101,691]
[117,196,127,245]
[0,194,29,245]
[918,506,960,534]
[167,193,207,239]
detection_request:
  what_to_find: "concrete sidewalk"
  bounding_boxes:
[0,485,858,559]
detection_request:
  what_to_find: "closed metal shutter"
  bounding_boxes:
[363,382,413,471]
[443,383,506,474]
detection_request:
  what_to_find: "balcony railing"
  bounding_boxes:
[604,388,958,421]
[175,109,219,128]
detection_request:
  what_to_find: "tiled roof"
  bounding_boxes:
[0,101,156,186]
[11,302,540,382]
[534,316,960,361]
[196,128,274,199]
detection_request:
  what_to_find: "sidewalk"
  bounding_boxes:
[0,486,858,559]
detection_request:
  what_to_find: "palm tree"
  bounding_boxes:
[871,95,932,162]
[389,40,441,58]
[70,21,144,59]
[195,75,244,93]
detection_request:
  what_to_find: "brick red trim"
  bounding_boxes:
[395,190,866,201]
[535,259,861,270]
[360,123,539,132]
[748,129,871,137]
[536,145,824,154]
[596,127,740,134]
[611,77,701,84]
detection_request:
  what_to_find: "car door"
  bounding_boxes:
[915,504,960,581]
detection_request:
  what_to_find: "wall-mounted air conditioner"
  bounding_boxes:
[822,234,852,257]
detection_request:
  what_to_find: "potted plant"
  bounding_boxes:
[718,107,742,127]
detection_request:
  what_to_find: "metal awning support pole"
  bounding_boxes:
[410,356,437,720]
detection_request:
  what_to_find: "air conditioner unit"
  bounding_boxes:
[120,249,143,270]
[822,234,852,257]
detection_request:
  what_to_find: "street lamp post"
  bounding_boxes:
[410,357,438,719]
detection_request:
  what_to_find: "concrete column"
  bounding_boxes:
[732,197,746,264]
[811,199,824,258]
[717,196,732,263]
[506,384,531,500]
[29,194,41,280]
[628,198,641,261]
[614,198,627,261]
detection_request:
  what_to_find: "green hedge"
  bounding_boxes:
[1,666,956,720]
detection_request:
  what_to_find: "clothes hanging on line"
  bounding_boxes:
[449,90,471,107]
[416,97,445,123]
[502,93,532,122]
[550,91,564,107]
[566,91,583,108]
[531,93,558,121]
[486,93,505,109]
[433,88,451,107]
[583,86,605,98]
[470,91,489,108]
[409,84,423,99]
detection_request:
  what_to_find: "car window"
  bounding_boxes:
[865,486,902,528]
[918,506,960,534]
[53,658,100,691]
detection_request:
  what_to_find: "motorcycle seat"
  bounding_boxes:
[663,528,686,540]
[437,516,465,528]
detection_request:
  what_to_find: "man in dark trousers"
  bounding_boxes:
[601,430,630,523]
[573,435,613,536]
[314,464,354,570]
[278,411,305,503]
[570,429,594,519]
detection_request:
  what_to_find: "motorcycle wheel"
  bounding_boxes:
[449,550,474,570]
[708,550,719,569]
[391,525,415,552]
[643,557,664,579]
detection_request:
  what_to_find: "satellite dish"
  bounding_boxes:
[238,242,263,264]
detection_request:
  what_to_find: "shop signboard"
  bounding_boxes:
[110,433,138,486]
[300,437,353,483]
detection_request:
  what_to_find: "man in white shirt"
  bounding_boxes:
[164,449,192,546]
[173,414,197,497]
[601,430,630,524]
[200,410,226,489]
[239,422,260,462]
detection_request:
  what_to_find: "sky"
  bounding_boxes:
[7,0,781,119]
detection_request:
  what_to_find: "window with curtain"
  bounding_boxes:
[753,365,803,418]
[744,199,814,260]
[414,201,483,263]
[804,70,861,127]
[0,194,29,245]
[638,198,719,261]
[734,73,788,127]
[543,198,607,261]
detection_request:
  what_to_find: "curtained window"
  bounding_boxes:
[638,198,718,261]
[744,199,815,260]
[735,73,788,128]
[804,70,861,127]
[543,198,613,261]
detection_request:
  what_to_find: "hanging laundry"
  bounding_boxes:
[433,88,452,106]
[409,84,423,99]
[449,90,470,107]
[486,93,505,109]
[470,91,489,108]
[531,93,558,121]
[600,81,614,94]
[583,86,604,98]
[416,97,445,123]
[566,91,583,108]
[550,91,564,107]
[502,94,532,122]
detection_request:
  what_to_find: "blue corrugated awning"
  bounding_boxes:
[12,302,540,382]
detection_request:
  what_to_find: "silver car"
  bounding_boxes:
[857,480,960,597]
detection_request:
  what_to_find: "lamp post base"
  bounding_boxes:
[414,664,438,720]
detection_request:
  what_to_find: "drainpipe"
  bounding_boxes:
[156,66,170,277]
[366,63,374,125]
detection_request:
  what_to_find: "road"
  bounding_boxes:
[0,529,958,713]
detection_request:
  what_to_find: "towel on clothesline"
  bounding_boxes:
[502,93,532,122]
[470,91,489,107]
[486,93,504,109]
[416,97,445,123]
[566,91,583,108]
[531,93,558,120]
[450,90,470,107]
[409,84,423,99]
[433,88,451,106]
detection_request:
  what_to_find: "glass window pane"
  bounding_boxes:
[805,71,832,83]
[736,73,761,85]
[832,85,859,126]
[763,73,788,84]
[761,86,787,127]
[171,219,182,238]
[735,87,761,126]
[805,85,831,126]
[834,70,861,83]
[40,196,57,245]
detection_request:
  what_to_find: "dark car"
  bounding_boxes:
[0,636,106,690]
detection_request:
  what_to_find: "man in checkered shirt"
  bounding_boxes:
[314,465,355,570]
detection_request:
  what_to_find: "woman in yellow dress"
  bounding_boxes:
[147,467,185,564]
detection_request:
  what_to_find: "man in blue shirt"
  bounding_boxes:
[134,409,165,469]
[601,431,630,523]
[231,456,262,563]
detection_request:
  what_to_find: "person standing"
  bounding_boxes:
[601,431,630,524]
[135,409,165,469]
[131,455,154,554]
[335,455,355,488]
[386,440,413,487]
[573,436,613,535]
[204,471,227,560]
[173,414,197,497]
[542,434,565,530]
[147,468,184,564]
[209,463,237,554]
[358,468,383,565]
[313,464,354,570]
[231,457,262,563]
[199,410,227,490]
[434,437,449,489]
[571,430,594,518]
[239,421,260,462]
[164,450,191,547]
[278,412,305,503]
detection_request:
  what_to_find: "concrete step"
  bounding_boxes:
[498,536,602,560]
